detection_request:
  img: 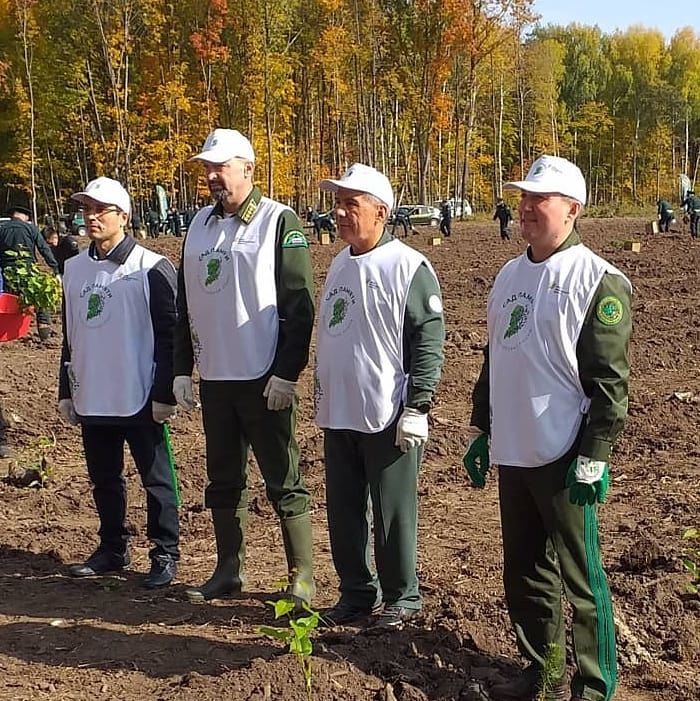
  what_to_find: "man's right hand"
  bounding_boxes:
[58,399,79,426]
[173,376,194,410]
[462,426,490,488]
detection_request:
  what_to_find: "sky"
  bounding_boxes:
[532,0,689,39]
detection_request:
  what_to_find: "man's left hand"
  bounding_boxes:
[152,401,176,424]
[395,407,429,453]
[566,456,610,505]
[263,375,297,411]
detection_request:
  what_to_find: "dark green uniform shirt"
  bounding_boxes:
[470,230,632,463]
[174,187,315,381]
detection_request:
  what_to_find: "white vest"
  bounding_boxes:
[315,239,431,432]
[488,243,631,467]
[183,198,287,380]
[63,245,165,417]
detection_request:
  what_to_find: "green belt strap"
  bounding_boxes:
[163,423,182,508]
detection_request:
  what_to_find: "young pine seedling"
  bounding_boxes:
[537,642,565,701]
[682,527,700,595]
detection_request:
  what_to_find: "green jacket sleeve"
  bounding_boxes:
[272,210,315,381]
[469,344,490,433]
[403,263,445,408]
[173,235,194,377]
[576,272,632,462]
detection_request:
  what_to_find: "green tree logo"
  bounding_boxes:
[86,293,104,321]
[329,298,346,328]
[205,258,221,286]
[504,304,527,339]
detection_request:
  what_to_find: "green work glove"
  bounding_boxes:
[462,426,490,488]
[566,455,610,506]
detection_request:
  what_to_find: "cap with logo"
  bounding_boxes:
[504,155,587,205]
[319,163,394,211]
[71,177,131,216]
[191,128,256,164]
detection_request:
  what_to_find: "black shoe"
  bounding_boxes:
[490,664,567,701]
[372,604,419,629]
[321,601,383,627]
[69,549,130,578]
[145,555,177,589]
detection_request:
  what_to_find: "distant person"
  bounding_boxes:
[656,200,673,233]
[0,205,59,341]
[131,210,143,239]
[681,189,700,239]
[439,201,452,237]
[147,209,160,238]
[392,209,415,238]
[493,198,512,241]
[44,227,79,275]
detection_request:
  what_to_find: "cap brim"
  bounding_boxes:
[319,178,343,192]
[503,180,556,193]
[190,149,231,164]
[70,192,91,204]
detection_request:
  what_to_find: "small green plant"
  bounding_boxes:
[6,435,57,520]
[258,575,320,701]
[537,642,565,701]
[2,248,62,313]
[682,527,700,595]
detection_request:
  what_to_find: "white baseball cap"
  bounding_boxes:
[504,155,587,205]
[319,163,394,211]
[71,176,131,215]
[191,128,255,164]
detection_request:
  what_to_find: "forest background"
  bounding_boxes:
[0,0,698,221]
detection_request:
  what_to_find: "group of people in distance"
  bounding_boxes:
[16,127,630,701]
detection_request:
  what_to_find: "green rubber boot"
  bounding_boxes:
[280,512,316,608]
[186,507,247,603]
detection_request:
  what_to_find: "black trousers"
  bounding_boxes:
[81,423,180,559]
[440,220,451,237]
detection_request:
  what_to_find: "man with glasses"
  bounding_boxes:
[58,176,180,589]
[174,129,315,607]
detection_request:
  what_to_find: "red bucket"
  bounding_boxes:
[0,293,33,342]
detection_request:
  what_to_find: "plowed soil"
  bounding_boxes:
[0,217,698,701]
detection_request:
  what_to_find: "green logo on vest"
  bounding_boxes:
[86,292,104,320]
[504,304,527,339]
[205,258,221,286]
[596,296,623,326]
[282,230,308,249]
[329,298,346,328]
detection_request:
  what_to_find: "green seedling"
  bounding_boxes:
[258,574,320,701]
[682,527,700,595]
[537,642,565,701]
[2,248,62,312]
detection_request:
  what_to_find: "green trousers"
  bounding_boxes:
[324,422,421,610]
[199,377,310,518]
[499,455,617,701]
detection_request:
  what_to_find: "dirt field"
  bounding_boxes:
[0,218,698,701]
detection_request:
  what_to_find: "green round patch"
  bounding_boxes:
[596,296,624,326]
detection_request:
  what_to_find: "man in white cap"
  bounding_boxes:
[315,163,444,629]
[174,129,315,606]
[463,155,632,701]
[59,176,180,589]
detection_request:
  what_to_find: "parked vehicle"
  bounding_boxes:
[70,212,86,236]
[389,204,441,227]
[433,198,473,218]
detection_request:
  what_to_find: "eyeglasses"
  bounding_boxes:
[78,205,121,218]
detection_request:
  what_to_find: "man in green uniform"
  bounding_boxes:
[681,189,700,238]
[656,199,674,233]
[463,155,631,701]
[315,163,444,629]
[174,128,315,605]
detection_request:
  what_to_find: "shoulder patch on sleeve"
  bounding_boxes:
[596,296,624,326]
[282,230,309,248]
[428,294,443,314]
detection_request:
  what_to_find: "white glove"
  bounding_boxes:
[58,398,79,426]
[263,375,297,411]
[173,375,194,410]
[152,401,176,424]
[394,407,429,453]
